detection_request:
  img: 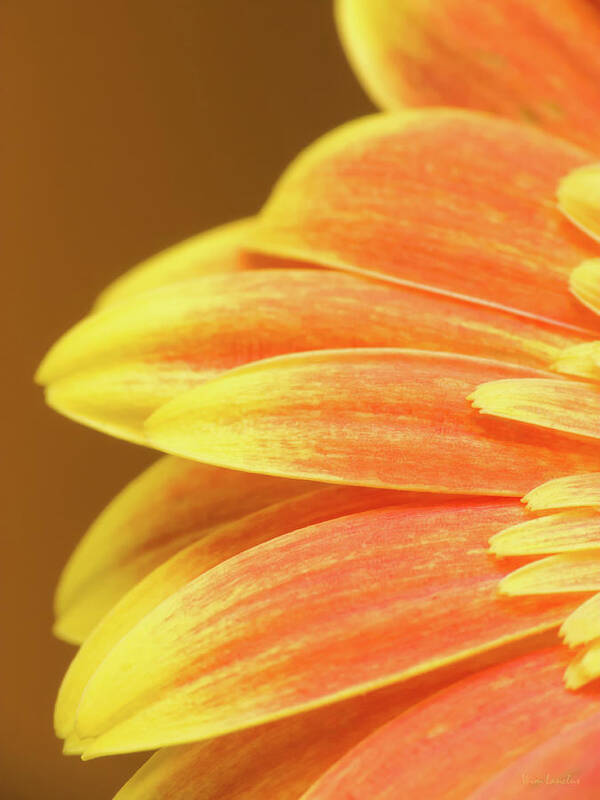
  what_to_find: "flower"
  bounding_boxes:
[37,1,600,797]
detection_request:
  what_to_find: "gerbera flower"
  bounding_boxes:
[37,1,600,797]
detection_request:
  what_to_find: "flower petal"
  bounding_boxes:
[56,484,419,737]
[302,648,600,800]
[561,592,600,646]
[470,377,600,440]
[570,259,600,316]
[250,111,600,330]
[96,217,264,309]
[112,637,557,800]
[54,457,316,644]
[499,553,600,595]
[558,163,600,242]
[489,510,600,555]
[335,0,600,151]
[70,502,579,757]
[565,640,600,689]
[38,268,586,444]
[146,349,600,495]
[467,713,600,798]
[524,473,600,511]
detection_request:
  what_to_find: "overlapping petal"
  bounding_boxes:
[302,647,600,799]
[62,502,580,758]
[250,110,600,329]
[335,0,600,151]
[96,217,275,309]
[54,457,316,643]
[55,483,419,736]
[38,266,589,444]
[146,349,600,494]
[112,638,555,800]
[558,164,600,243]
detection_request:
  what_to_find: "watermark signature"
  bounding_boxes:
[521,773,581,786]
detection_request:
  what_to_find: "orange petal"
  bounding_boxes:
[39,269,587,386]
[147,349,600,495]
[335,0,600,151]
[70,502,579,756]
[468,714,600,798]
[251,111,600,330]
[302,648,600,799]
[38,268,586,444]
[54,457,316,643]
[112,636,558,800]
[56,484,422,737]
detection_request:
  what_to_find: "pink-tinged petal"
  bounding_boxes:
[249,110,600,331]
[54,457,316,644]
[38,270,587,386]
[558,164,600,243]
[468,714,600,798]
[112,635,558,800]
[146,349,600,495]
[302,648,600,800]
[335,0,600,151]
[69,502,580,756]
[470,377,600,440]
[37,268,587,444]
[56,484,427,736]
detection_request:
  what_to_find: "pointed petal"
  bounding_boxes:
[565,640,600,689]
[499,553,600,595]
[570,259,600,316]
[302,648,600,800]
[467,713,600,798]
[56,484,420,737]
[112,636,558,800]
[96,217,271,309]
[558,163,600,242]
[490,510,600,555]
[146,349,600,495]
[39,269,586,386]
[38,269,585,443]
[54,457,316,644]
[552,341,600,381]
[69,502,580,756]
[335,0,600,151]
[524,473,600,511]
[561,592,600,646]
[470,377,600,440]
[251,111,600,330]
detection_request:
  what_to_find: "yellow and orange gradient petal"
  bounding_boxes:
[336,0,600,152]
[37,19,600,795]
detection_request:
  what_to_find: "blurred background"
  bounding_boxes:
[3,2,371,797]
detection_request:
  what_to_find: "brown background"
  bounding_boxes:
[3,2,371,798]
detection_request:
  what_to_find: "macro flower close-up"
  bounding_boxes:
[30,0,600,797]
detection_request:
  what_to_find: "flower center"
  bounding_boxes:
[474,163,600,689]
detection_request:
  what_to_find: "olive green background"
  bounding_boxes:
[3,2,371,797]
